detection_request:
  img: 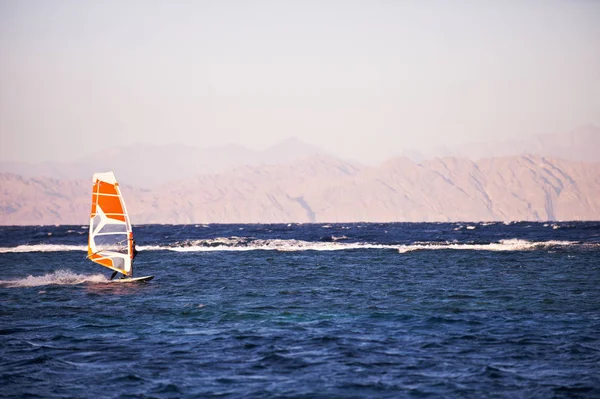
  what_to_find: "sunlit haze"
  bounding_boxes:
[1,0,599,163]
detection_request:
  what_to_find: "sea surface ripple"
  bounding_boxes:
[1,222,599,398]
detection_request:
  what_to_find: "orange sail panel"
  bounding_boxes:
[88,172,133,276]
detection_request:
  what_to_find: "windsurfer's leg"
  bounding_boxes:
[110,271,118,280]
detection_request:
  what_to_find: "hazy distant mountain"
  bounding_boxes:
[3,126,598,189]
[0,138,328,188]
[412,125,600,162]
[1,154,598,225]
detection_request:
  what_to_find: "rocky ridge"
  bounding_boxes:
[1,154,598,225]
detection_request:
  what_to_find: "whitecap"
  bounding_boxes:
[331,235,348,241]
[0,270,107,288]
[0,244,87,253]
[397,239,576,254]
[141,237,394,252]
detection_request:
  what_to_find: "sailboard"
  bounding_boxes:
[87,172,153,283]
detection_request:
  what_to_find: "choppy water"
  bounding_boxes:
[1,222,599,398]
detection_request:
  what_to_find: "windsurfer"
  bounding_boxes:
[132,238,138,263]
[110,270,118,280]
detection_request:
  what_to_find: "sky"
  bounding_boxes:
[1,0,599,163]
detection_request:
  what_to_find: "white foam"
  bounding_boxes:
[142,238,393,252]
[0,244,87,253]
[397,239,576,253]
[331,235,348,241]
[142,237,578,253]
[0,238,579,254]
[0,270,107,288]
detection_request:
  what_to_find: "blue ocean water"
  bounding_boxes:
[1,222,599,398]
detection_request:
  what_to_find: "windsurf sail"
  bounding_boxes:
[88,172,134,277]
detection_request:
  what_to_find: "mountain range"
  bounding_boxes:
[1,153,598,225]
[2,125,599,189]
[0,137,327,188]
[1,125,599,224]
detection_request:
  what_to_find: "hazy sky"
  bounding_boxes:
[1,0,599,163]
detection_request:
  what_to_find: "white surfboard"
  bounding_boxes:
[111,275,154,283]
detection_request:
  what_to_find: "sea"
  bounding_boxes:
[1,222,599,398]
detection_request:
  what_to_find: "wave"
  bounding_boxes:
[0,238,582,254]
[0,244,86,253]
[396,239,576,253]
[137,237,580,253]
[0,270,107,288]
[142,238,393,252]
